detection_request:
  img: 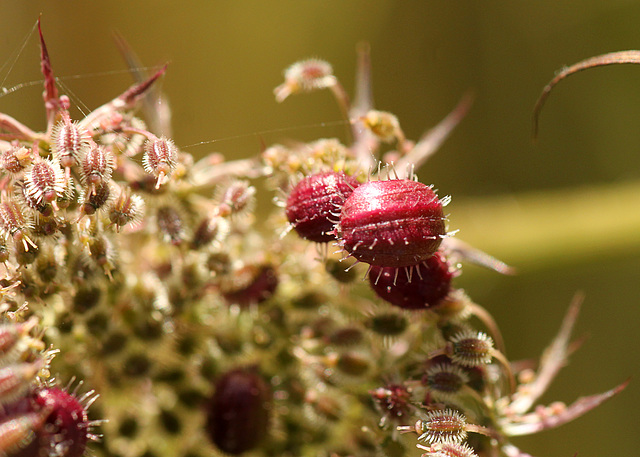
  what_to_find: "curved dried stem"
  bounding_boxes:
[533,50,640,139]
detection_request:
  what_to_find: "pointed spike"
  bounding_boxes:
[119,64,168,106]
[37,17,59,113]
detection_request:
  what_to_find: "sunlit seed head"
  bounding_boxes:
[450,330,494,367]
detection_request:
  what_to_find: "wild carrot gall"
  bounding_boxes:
[25,386,95,457]
[337,179,448,267]
[205,366,271,455]
[285,171,360,243]
[369,251,454,310]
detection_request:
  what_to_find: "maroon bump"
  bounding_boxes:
[369,252,454,310]
[286,171,360,243]
[205,367,271,455]
[337,179,446,267]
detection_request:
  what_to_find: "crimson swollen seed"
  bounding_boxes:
[337,178,448,268]
[286,171,360,243]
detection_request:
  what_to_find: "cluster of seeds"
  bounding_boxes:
[0,23,624,457]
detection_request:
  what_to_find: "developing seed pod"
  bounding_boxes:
[156,205,186,245]
[334,352,370,377]
[79,181,113,216]
[51,114,91,172]
[449,330,494,367]
[221,264,278,308]
[0,200,35,251]
[0,146,32,175]
[365,311,408,337]
[143,137,177,189]
[370,383,412,426]
[274,59,336,102]
[418,440,478,457]
[16,181,54,218]
[205,366,271,455]
[422,363,469,401]
[24,159,65,208]
[218,180,256,217]
[337,179,448,267]
[108,191,145,231]
[80,145,114,189]
[190,217,229,250]
[413,409,468,444]
[368,252,455,310]
[286,171,360,243]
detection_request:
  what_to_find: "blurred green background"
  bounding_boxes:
[1,1,639,456]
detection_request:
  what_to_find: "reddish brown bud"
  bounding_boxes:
[337,179,447,267]
[205,367,270,455]
[286,171,360,243]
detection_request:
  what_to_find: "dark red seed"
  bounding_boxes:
[286,171,360,243]
[337,179,446,267]
[221,264,278,308]
[1,387,92,457]
[205,367,270,455]
[368,252,454,310]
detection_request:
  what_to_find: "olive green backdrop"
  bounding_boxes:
[1,1,638,456]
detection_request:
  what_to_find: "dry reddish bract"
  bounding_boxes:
[337,179,446,267]
[285,171,360,243]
